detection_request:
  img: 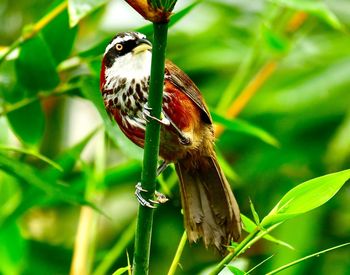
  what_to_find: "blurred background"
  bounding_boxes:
[0,0,349,274]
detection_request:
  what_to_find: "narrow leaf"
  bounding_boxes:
[241,214,294,250]
[249,199,260,225]
[0,146,62,171]
[42,7,78,64]
[262,169,350,227]
[0,152,89,206]
[15,35,60,93]
[7,100,45,146]
[212,111,279,147]
[227,265,245,275]
[112,266,129,275]
[266,242,350,275]
[43,127,99,180]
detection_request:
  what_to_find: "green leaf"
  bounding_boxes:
[43,128,99,180]
[262,169,350,227]
[68,0,108,27]
[112,266,129,275]
[0,172,21,221]
[7,100,45,146]
[249,199,260,225]
[80,77,143,160]
[227,265,245,275]
[241,214,294,250]
[266,242,350,275]
[0,152,89,206]
[269,0,343,30]
[0,146,62,171]
[15,35,60,93]
[211,111,279,147]
[42,8,78,64]
[0,222,27,275]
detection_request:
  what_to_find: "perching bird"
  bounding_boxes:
[100,32,241,251]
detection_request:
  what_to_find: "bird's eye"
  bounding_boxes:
[116,44,123,51]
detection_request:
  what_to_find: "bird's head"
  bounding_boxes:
[100,32,152,91]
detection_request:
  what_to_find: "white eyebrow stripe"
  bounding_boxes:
[104,32,147,55]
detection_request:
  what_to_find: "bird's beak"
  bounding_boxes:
[132,39,152,54]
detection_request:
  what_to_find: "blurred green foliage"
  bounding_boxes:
[0,0,349,274]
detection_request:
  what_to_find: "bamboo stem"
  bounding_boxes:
[132,22,169,275]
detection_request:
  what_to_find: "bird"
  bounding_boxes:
[100,31,241,251]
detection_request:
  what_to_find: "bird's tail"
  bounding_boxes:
[175,155,241,251]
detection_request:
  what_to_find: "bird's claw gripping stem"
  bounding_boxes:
[142,103,170,126]
[143,103,191,146]
[135,182,168,208]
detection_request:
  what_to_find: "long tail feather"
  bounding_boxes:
[175,155,241,251]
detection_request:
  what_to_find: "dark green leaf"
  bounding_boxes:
[15,35,60,93]
[0,152,89,206]
[43,128,99,180]
[7,100,45,146]
[212,111,279,147]
[42,8,78,64]
[262,169,350,227]
[68,0,108,27]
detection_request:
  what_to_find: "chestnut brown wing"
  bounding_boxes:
[165,60,212,124]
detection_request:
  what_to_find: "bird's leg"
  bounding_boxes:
[142,103,191,146]
[142,103,171,126]
[135,161,170,208]
[157,160,169,176]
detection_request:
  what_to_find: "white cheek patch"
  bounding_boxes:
[104,50,151,90]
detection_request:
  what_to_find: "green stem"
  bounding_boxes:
[93,219,137,275]
[167,231,187,275]
[209,227,260,275]
[132,22,168,275]
[210,223,282,274]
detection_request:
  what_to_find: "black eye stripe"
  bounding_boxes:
[104,39,138,68]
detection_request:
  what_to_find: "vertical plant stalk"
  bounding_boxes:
[167,231,187,275]
[132,22,168,275]
[70,132,105,275]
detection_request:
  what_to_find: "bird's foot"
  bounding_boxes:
[135,182,168,208]
[142,103,170,126]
